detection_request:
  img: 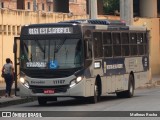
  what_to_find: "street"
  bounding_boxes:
[0,87,160,119]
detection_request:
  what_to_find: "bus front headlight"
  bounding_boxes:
[20,77,30,89]
[70,80,76,88]
[70,76,83,88]
[24,81,29,88]
[76,76,82,82]
[20,77,25,83]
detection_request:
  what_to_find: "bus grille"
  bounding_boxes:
[30,85,69,93]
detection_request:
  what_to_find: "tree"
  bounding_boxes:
[103,0,120,15]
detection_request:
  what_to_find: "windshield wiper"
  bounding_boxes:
[35,40,45,53]
[53,39,66,60]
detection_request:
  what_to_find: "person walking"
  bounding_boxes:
[1,58,14,97]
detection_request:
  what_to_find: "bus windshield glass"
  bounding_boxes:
[20,39,83,69]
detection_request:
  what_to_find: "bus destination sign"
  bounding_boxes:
[28,27,73,35]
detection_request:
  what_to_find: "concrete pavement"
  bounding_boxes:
[0,81,35,107]
[0,75,160,107]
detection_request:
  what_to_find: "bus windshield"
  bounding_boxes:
[20,39,83,69]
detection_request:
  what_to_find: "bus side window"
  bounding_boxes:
[93,32,103,58]
[130,32,138,56]
[84,39,92,59]
[137,33,145,55]
[103,32,112,57]
[85,40,92,59]
[113,32,121,56]
[84,39,92,67]
[144,32,149,55]
[121,32,129,56]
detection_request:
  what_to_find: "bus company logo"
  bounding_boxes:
[107,64,123,70]
[31,81,45,84]
[2,112,11,117]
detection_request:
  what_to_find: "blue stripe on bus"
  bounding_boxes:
[102,58,126,76]
[102,56,149,76]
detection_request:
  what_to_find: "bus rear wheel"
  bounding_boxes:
[125,74,134,98]
[38,97,47,106]
[116,74,134,98]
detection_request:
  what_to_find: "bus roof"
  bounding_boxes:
[24,19,126,27]
[22,19,147,32]
[59,19,126,26]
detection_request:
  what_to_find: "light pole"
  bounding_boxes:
[33,0,37,11]
[120,0,133,25]
[89,0,97,19]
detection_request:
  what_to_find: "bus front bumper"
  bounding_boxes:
[19,79,87,97]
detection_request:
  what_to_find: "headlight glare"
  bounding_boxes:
[24,81,29,88]
[70,80,76,88]
[20,77,30,88]
[76,76,82,82]
[20,77,25,83]
[70,76,83,88]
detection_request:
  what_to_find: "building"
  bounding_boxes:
[119,0,160,78]
[0,0,105,15]
[1,0,160,82]
[0,0,87,15]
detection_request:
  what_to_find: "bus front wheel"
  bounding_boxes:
[89,81,100,103]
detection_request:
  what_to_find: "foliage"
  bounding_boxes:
[103,0,120,15]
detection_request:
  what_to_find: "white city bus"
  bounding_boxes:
[13,19,150,105]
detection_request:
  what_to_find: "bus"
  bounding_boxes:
[13,19,150,105]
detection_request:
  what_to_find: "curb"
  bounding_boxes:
[0,97,36,108]
[0,89,15,97]
[138,80,160,89]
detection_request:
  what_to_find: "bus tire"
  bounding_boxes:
[38,97,47,106]
[125,74,134,98]
[116,74,134,98]
[89,81,100,104]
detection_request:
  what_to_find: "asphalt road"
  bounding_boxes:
[1,87,160,120]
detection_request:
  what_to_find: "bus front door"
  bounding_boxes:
[13,37,20,96]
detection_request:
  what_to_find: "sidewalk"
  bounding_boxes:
[0,81,35,107]
[0,75,160,107]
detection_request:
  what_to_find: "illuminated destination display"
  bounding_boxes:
[28,27,73,35]
[26,62,47,68]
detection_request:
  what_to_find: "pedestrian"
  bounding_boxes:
[1,58,14,97]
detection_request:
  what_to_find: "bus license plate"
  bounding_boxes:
[44,89,55,94]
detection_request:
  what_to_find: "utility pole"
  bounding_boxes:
[89,0,97,19]
[33,0,37,11]
[120,0,133,25]
[0,1,1,8]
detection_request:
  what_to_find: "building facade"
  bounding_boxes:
[1,0,160,82]
[0,0,87,15]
